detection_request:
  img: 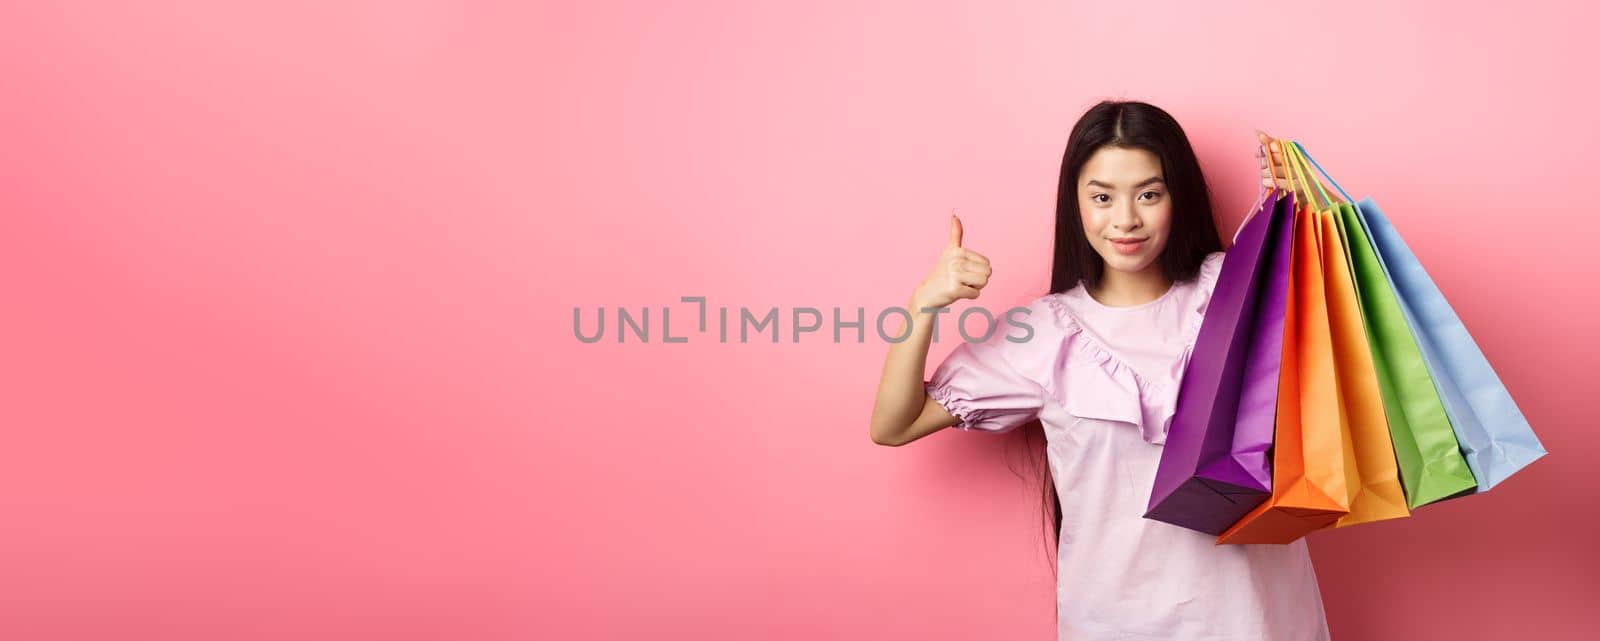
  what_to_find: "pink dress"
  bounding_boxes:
[926,251,1330,641]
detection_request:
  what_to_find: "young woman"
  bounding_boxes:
[868,100,1331,640]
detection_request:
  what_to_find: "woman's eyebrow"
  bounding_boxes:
[1085,176,1165,189]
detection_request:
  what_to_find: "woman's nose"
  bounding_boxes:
[1113,203,1141,229]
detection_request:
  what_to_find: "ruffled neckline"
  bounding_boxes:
[1038,252,1225,444]
[1076,278,1182,313]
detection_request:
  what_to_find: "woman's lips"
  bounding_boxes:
[1110,239,1146,255]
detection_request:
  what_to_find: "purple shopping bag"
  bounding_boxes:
[1144,188,1295,534]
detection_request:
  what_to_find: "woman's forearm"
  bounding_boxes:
[868,296,941,445]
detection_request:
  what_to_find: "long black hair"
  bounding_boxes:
[1018,99,1225,580]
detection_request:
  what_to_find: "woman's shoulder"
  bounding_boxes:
[944,292,1078,384]
[1193,250,1226,298]
[1015,289,1082,337]
[971,292,1073,355]
[1166,250,1228,346]
[989,290,1106,368]
[1199,250,1226,286]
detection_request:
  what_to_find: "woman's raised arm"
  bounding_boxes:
[869,214,992,446]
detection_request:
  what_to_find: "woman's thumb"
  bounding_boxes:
[948,213,964,248]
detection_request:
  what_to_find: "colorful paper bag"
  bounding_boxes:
[1145,187,1292,534]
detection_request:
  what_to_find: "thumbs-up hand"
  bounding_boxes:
[912,213,992,311]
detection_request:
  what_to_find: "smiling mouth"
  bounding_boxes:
[1109,238,1146,254]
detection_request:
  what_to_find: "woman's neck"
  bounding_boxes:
[1087,263,1174,307]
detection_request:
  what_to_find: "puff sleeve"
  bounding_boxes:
[924,328,1046,434]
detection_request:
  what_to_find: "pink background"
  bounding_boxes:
[4,1,1597,639]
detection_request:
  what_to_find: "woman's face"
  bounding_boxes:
[1077,146,1173,275]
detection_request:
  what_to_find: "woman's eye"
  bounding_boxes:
[1140,191,1162,201]
[1091,194,1108,203]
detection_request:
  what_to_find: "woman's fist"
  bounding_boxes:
[1256,130,1320,205]
[912,213,992,311]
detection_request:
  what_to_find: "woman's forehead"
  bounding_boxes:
[1080,147,1163,186]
